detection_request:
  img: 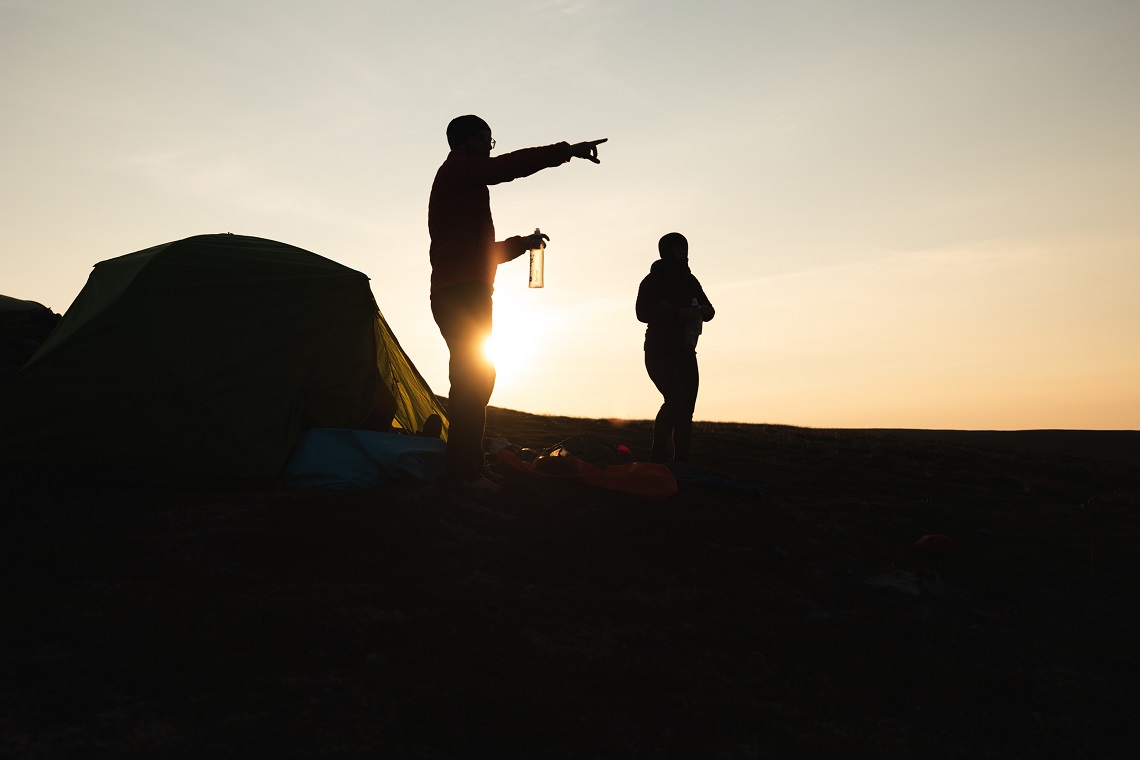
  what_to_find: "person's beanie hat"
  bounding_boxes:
[658,232,688,258]
[447,115,491,149]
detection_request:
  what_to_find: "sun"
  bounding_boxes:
[482,330,525,377]
[475,282,577,392]
[481,333,500,364]
[481,294,543,380]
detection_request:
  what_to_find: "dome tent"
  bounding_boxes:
[0,233,447,482]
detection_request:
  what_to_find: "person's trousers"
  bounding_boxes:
[645,346,699,463]
[431,282,495,482]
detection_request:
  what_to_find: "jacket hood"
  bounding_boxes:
[650,258,691,276]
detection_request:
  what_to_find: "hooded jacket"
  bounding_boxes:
[636,258,715,351]
[428,143,573,294]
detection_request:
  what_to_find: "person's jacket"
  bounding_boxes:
[428,143,572,294]
[636,259,715,351]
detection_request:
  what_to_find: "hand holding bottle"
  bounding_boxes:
[678,304,703,320]
[523,230,549,249]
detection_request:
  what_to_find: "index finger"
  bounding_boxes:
[589,138,608,146]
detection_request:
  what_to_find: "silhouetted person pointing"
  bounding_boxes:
[429,114,606,490]
[636,232,715,464]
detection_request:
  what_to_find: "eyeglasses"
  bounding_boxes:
[489,137,496,150]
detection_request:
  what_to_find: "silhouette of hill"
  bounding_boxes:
[874,428,1140,464]
[2,407,1137,758]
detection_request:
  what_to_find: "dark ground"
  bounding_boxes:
[2,407,1138,759]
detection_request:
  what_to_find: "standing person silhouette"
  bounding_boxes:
[636,232,715,464]
[428,115,606,490]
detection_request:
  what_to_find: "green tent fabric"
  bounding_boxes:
[0,295,62,381]
[0,233,447,481]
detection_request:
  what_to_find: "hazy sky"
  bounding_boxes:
[3,0,1138,429]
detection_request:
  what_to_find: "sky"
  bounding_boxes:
[2,0,1138,430]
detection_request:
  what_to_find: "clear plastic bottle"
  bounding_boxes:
[528,227,545,289]
[685,298,703,348]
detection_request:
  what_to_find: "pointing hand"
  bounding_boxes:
[571,138,608,164]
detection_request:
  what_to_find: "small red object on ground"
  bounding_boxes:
[914,534,956,556]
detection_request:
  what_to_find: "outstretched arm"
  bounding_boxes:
[449,139,608,187]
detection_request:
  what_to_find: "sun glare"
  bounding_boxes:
[480,292,548,383]
[483,328,528,379]
[482,334,501,364]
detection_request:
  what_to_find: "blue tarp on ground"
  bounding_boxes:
[284,429,446,490]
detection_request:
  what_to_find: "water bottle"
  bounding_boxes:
[528,228,545,289]
[685,298,702,348]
